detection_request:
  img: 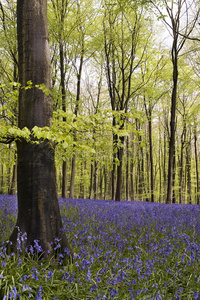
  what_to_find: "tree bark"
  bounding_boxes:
[104,166,107,200]
[179,122,186,204]
[186,131,192,204]
[89,162,94,199]
[148,112,154,202]
[126,136,130,201]
[93,161,98,199]
[194,125,200,204]
[69,36,84,199]
[8,152,17,195]
[9,0,72,257]
[115,139,124,202]
[60,37,68,199]
[166,46,178,204]
[69,155,76,199]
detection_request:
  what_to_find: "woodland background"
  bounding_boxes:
[0,0,200,204]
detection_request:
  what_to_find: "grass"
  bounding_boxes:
[0,194,200,299]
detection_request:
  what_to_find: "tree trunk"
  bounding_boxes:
[115,144,124,202]
[166,27,178,204]
[99,167,103,200]
[80,162,86,199]
[104,166,107,200]
[186,133,192,204]
[194,125,199,204]
[0,164,4,193]
[62,161,67,199]
[93,160,98,199]
[148,113,154,202]
[179,123,186,204]
[126,136,130,201]
[130,134,135,201]
[8,155,17,195]
[172,144,176,204]
[89,162,94,199]
[112,116,117,200]
[69,155,76,199]
[9,0,72,257]
[60,36,68,199]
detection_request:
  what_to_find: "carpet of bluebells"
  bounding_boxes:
[1,195,200,299]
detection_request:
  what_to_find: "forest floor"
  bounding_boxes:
[0,194,200,299]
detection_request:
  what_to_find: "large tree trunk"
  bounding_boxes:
[9,0,72,257]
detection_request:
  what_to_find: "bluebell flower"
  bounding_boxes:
[97,276,101,283]
[9,286,20,299]
[2,260,6,267]
[90,284,98,292]
[85,269,92,282]
[34,240,43,253]
[22,285,32,292]
[193,291,200,299]
[109,288,118,298]
[47,270,53,279]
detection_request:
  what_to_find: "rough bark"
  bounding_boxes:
[9,0,72,257]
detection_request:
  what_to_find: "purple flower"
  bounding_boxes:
[34,240,43,253]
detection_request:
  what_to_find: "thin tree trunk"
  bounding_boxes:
[99,167,103,200]
[104,166,107,200]
[186,133,192,204]
[89,162,94,199]
[8,152,17,195]
[60,37,68,199]
[179,124,186,204]
[115,144,124,202]
[172,145,176,204]
[166,23,178,204]
[93,161,98,199]
[194,125,199,204]
[130,134,135,201]
[148,113,154,202]
[0,164,3,193]
[69,37,84,199]
[62,161,67,199]
[126,136,130,201]
[70,155,76,199]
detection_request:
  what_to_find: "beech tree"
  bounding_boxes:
[9,0,72,256]
[151,0,199,204]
